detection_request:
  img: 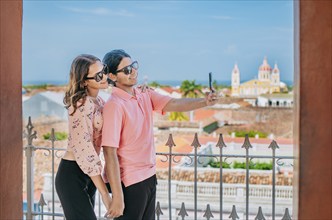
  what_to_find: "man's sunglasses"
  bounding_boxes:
[85,64,108,82]
[115,61,139,75]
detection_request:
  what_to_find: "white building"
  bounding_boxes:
[257,93,294,108]
[154,87,182,98]
[23,91,67,121]
[23,90,110,121]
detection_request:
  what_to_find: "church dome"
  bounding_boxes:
[259,57,272,71]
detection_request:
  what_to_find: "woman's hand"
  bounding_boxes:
[104,196,125,219]
[137,84,152,92]
[101,192,112,212]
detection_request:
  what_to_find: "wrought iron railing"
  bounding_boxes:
[23,117,293,220]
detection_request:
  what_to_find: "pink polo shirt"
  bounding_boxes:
[102,87,172,187]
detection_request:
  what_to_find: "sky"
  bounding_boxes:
[23,1,294,85]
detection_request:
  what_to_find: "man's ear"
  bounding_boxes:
[109,73,117,82]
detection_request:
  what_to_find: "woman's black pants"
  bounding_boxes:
[55,159,97,220]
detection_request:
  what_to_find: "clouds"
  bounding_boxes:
[23,1,294,83]
[62,6,135,17]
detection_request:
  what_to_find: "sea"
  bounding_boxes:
[23,79,232,87]
[22,79,293,87]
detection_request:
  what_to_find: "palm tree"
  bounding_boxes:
[180,80,203,98]
[168,111,189,121]
[177,80,204,122]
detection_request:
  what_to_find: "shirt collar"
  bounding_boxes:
[112,87,137,101]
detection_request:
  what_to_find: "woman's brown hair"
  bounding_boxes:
[63,54,100,115]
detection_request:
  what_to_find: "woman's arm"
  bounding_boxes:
[68,99,103,176]
[103,146,124,218]
[68,98,112,211]
[90,175,112,211]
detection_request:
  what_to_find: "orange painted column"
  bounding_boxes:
[293,0,332,219]
[0,1,23,219]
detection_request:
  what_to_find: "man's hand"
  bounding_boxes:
[205,91,219,106]
[103,147,124,219]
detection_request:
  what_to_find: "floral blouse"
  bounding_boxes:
[67,96,105,177]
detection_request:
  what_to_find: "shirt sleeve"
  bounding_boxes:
[67,99,102,177]
[101,100,123,148]
[148,89,172,114]
[98,95,106,105]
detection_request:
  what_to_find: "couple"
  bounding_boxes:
[55,49,219,220]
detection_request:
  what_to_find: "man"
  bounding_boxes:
[101,49,218,219]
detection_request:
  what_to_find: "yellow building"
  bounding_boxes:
[231,57,287,97]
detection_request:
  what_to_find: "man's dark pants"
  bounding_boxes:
[109,174,157,220]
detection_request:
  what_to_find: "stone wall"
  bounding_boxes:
[156,168,293,186]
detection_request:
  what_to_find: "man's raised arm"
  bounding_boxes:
[163,92,219,112]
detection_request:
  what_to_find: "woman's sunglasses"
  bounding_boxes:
[85,64,108,82]
[115,61,139,75]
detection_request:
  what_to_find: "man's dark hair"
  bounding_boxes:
[103,49,131,86]
[103,49,131,75]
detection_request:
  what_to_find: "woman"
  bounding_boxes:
[55,54,111,220]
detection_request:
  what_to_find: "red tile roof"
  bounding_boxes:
[156,134,293,168]
[156,136,193,168]
[178,134,293,146]
[159,87,181,94]
[194,109,216,121]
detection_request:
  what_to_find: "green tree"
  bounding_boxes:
[169,112,189,121]
[212,80,231,90]
[180,80,203,98]
[43,132,68,141]
[208,160,231,168]
[212,80,219,91]
[230,130,268,138]
[287,85,293,92]
[23,84,48,90]
[148,81,170,88]
[148,81,162,88]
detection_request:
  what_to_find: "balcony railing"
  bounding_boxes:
[23,117,293,220]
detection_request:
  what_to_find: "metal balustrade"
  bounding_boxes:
[23,117,294,220]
